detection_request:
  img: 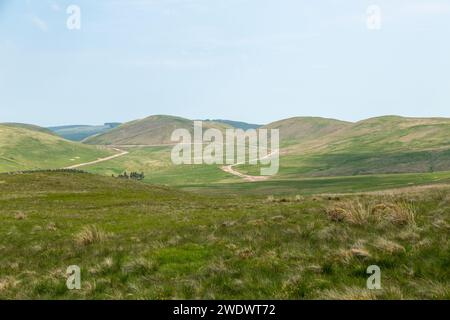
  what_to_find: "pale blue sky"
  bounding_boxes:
[1,0,449,126]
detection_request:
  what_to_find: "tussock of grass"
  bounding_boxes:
[89,257,116,275]
[327,200,375,225]
[236,248,255,259]
[350,248,371,258]
[46,222,57,231]
[14,211,26,220]
[372,202,416,226]
[319,286,378,300]
[265,195,304,203]
[373,238,405,255]
[0,276,20,292]
[414,280,450,299]
[432,218,450,231]
[122,258,157,275]
[74,225,110,246]
[326,198,416,226]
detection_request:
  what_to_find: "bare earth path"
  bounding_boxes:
[64,148,129,169]
[221,150,278,182]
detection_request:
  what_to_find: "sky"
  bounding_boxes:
[0,0,450,126]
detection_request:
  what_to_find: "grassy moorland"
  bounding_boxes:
[0,172,449,299]
[84,115,232,146]
[181,171,450,196]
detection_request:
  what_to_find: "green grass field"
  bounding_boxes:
[180,171,450,195]
[0,172,448,299]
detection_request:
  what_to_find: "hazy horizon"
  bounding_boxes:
[2,0,450,126]
[6,113,450,128]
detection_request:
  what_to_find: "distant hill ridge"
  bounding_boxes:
[284,115,450,154]
[4,115,450,177]
[84,115,232,145]
[209,119,262,130]
[81,114,450,153]
[262,116,351,145]
[262,115,450,177]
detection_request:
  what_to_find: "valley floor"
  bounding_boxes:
[0,172,448,299]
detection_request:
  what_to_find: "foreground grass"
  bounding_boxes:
[0,172,449,299]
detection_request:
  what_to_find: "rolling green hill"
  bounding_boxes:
[84,115,232,145]
[1,122,56,136]
[0,125,114,172]
[262,115,450,153]
[49,123,121,141]
[262,117,352,146]
[288,116,450,154]
[239,116,450,178]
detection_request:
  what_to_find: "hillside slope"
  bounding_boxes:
[84,115,231,145]
[265,116,450,177]
[0,125,113,172]
[290,116,450,154]
[263,117,352,146]
[211,119,262,130]
[1,122,56,136]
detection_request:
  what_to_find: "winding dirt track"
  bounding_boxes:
[64,143,276,182]
[220,150,278,182]
[64,148,129,169]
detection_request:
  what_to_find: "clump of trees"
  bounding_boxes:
[113,171,145,181]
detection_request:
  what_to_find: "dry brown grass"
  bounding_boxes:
[372,202,416,226]
[414,280,450,299]
[14,211,27,220]
[330,247,370,264]
[373,238,406,255]
[0,276,20,292]
[326,198,416,226]
[326,200,372,225]
[265,195,305,203]
[236,248,255,259]
[47,222,57,231]
[350,248,371,258]
[318,286,378,300]
[74,225,110,246]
